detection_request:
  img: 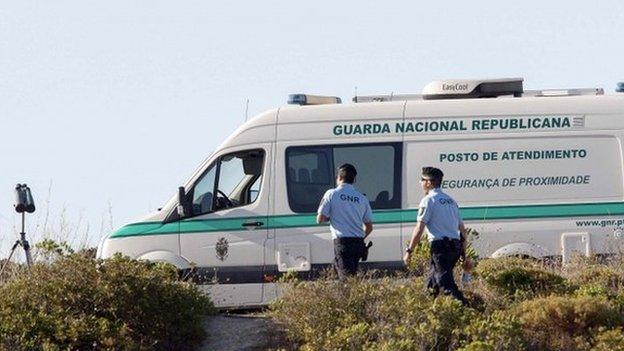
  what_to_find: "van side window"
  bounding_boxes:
[191,149,265,216]
[192,163,217,215]
[333,144,401,210]
[248,176,261,203]
[286,143,401,213]
[286,148,333,213]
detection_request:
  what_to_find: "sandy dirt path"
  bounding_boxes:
[199,313,290,351]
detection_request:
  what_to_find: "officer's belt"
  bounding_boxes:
[431,236,460,243]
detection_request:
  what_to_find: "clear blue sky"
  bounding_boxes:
[1,1,623,256]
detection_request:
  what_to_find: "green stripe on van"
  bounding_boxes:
[109,201,624,238]
[111,222,175,237]
[461,202,624,220]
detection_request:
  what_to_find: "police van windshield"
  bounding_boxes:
[191,149,264,216]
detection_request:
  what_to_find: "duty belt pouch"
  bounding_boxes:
[361,241,373,261]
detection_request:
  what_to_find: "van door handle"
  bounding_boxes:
[242,221,264,227]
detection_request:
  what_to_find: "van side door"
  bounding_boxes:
[270,142,403,277]
[179,146,270,306]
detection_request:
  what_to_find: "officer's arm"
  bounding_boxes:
[362,200,373,237]
[408,200,430,251]
[317,214,329,224]
[407,221,426,252]
[317,191,332,224]
[458,222,467,259]
[363,222,373,238]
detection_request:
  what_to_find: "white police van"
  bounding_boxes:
[97,78,624,307]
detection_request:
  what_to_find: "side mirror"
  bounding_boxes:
[177,186,191,217]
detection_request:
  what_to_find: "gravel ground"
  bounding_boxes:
[199,313,291,351]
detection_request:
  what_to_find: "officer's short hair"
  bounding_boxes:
[338,163,357,184]
[422,167,444,186]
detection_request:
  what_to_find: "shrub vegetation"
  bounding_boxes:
[271,255,624,351]
[0,252,214,350]
[475,257,570,298]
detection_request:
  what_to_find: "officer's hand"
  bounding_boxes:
[403,252,411,266]
[462,257,474,271]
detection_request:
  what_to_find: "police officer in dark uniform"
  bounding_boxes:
[317,164,374,280]
[403,167,468,305]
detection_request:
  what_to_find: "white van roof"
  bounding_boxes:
[217,78,623,149]
[354,78,605,103]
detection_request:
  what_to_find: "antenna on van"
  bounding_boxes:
[244,99,250,122]
[354,86,358,103]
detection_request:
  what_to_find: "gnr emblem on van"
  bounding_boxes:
[216,237,229,261]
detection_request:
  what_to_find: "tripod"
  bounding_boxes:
[0,212,33,277]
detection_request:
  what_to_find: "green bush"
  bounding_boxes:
[405,240,431,276]
[460,310,526,351]
[34,238,75,262]
[567,264,624,293]
[575,285,609,301]
[515,296,622,351]
[0,259,24,284]
[272,257,624,351]
[475,257,569,297]
[475,257,539,278]
[591,327,624,351]
[456,341,495,351]
[381,295,473,351]
[271,276,475,351]
[271,275,397,350]
[0,254,214,350]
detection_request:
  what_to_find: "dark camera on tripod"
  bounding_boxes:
[14,184,35,213]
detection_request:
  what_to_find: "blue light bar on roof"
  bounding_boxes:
[617,82,624,93]
[288,94,342,105]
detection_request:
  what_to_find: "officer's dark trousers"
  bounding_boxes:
[333,237,365,280]
[428,238,468,305]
